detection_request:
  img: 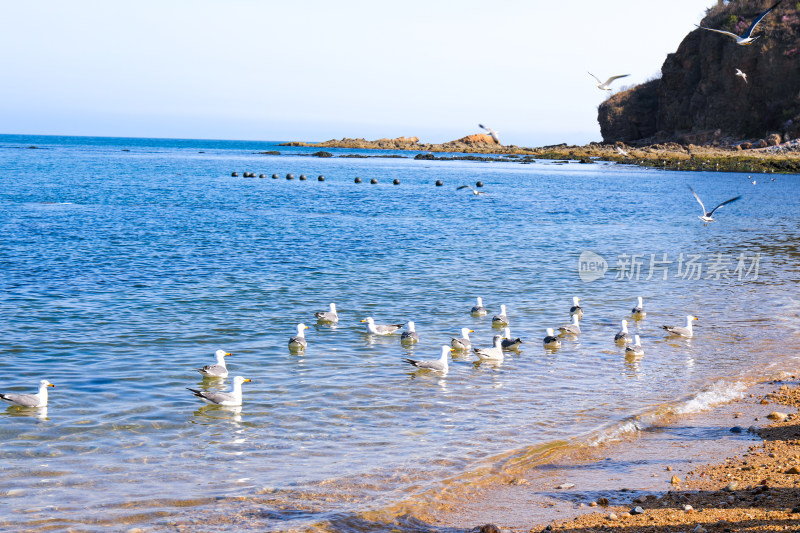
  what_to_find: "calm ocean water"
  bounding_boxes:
[1,134,799,531]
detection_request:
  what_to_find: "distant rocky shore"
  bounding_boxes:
[278,135,800,173]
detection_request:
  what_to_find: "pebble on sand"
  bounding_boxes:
[767,411,788,421]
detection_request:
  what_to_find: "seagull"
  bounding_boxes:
[543,328,561,349]
[314,302,338,323]
[361,317,404,335]
[470,297,487,315]
[695,0,783,45]
[569,297,583,319]
[500,327,523,350]
[631,296,646,318]
[614,319,632,344]
[197,349,232,378]
[663,315,698,337]
[474,335,504,361]
[187,376,251,406]
[451,327,474,352]
[625,335,644,357]
[492,305,508,327]
[288,323,309,351]
[478,124,500,144]
[735,68,748,83]
[457,185,488,196]
[616,145,629,156]
[750,176,757,185]
[0,380,54,407]
[558,315,581,336]
[401,321,420,344]
[403,345,453,373]
[588,72,630,90]
[689,186,741,223]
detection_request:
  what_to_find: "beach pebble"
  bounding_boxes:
[693,526,707,533]
[671,475,681,485]
[630,506,644,515]
[666,466,673,471]
[470,525,500,533]
[785,466,800,475]
[597,497,610,506]
[729,426,743,433]
[767,411,788,421]
[589,501,598,507]
[556,483,575,489]
[791,505,800,513]
[684,504,694,511]
[607,513,618,521]
[723,482,738,491]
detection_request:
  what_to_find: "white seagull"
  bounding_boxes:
[187,376,251,406]
[616,145,629,156]
[457,185,488,196]
[543,328,561,349]
[288,323,309,351]
[614,319,632,344]
[689,186,741,223]
[695,0,783,45]
[492,305,509,327]
[735,68,748,83]
[588,72,630,91]
[478,124,500,144]
[470,297,487,315]
[500,327,523,350]
[451,328,474,352]
[314,302,338,323]
[474,335,504,361]
[361,317,404,335]
[558,315,581,336]
[0,379,54,407]
[400,321,420,344]
[625,335,644,357]
[631,296,646,318]
[663,315,698,338]
[569,296,583,319]
[197,349,232,378]
[403,345,453,373]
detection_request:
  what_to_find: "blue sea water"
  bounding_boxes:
[0,134,799,531]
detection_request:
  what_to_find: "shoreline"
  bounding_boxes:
[279,138,800,174]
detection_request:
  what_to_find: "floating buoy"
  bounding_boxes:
[231,172,239,177]
[435,180,443,186]
[259,174,266,178]
[476,181,483,187]
[299,174,307,181]
[354,177,362,183]
[286,173,294,180]
[272,174,279,179]
[370,178,378,184]
[318,175,325,182]
[393,179,400,185]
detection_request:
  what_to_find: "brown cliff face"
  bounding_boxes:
[599,0,800,144]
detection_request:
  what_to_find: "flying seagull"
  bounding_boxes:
[588,72,630,91]
[616,145,629,156]
[689,186,741,223]
[456,185,488,196]
[695,0,783,45]
[735,68,748,83]
[478,124,500,144]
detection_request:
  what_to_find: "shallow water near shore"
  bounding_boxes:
[1,134,799,531]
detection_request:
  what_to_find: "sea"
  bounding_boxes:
[1,134,799,532]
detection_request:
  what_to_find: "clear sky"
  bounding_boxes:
[0,1,712,146]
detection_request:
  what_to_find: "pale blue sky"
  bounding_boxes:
[0,1,711,146]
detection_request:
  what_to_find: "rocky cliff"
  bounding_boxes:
[599,0,800,144]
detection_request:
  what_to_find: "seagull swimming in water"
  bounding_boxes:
[735,68,748,83]
[187,376,251,406]
[588,72,630,91]
[543,328,561,349]
[631,296,646,319]
[558,315,581,337]
[478,124,500,144]
[314,302,338,323]
[451,327,474,352]
[457,185,488,196]
[492,305,509,327]
[696,0,783,45]
[361,317,404,335]
[569,297,583,319]
[625,335,644,357]
[288,323,309,351]
[403,345,453,374]
[663,315,698,338]
[197,349,232,378]
[689,186,741,223]
[470,297,487,316]
[500,327,523,350]
[400,321,420,344]
[614,319,632,344]
[0,380,54,407]
[474,335,504,361]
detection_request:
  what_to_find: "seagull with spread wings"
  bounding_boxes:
[588,72,630,91]
[689,186,741,223]
[696,0,783,45]
[478,124,500,144]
